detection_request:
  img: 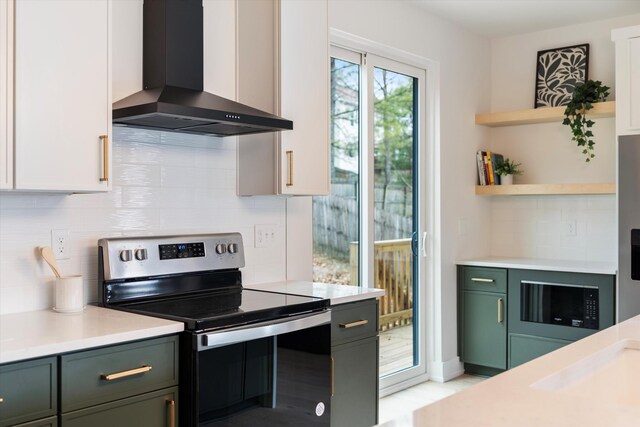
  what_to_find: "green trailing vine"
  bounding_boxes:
[562,80,610,162]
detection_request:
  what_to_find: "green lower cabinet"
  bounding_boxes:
[13,416,57,427]
[0,357,57,427]
[331,336,378,427]
[508,334,571,369]
[461,291,507,370]
[61,387,178,427]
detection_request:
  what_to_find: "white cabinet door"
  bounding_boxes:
[236,0,329,196]
[613,26,640,136]
[14,0,111,192]
[0,0,13,189]
[278,0,329,195]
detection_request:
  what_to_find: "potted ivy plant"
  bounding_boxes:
[562,80,610,162]
[495,158,523,185]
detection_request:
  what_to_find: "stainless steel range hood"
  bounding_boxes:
[112,0,292,137]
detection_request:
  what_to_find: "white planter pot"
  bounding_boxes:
[501,174,513,185]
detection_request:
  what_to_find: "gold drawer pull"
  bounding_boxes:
[0,397,3,403]
[166,399,176,427]
[498,298,504,324]
[471,277,495,283]
[286,150,294,187]
[330,356,334,398]
[100,365,152,381]
[339,319,369,329]
[99,134,109,182]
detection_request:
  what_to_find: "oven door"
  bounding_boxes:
[182,311,332,427]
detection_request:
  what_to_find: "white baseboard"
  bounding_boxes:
[429,357,464,383]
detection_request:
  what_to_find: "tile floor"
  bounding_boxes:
[378,374,485,424]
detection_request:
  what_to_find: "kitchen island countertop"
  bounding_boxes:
[0,305,184,364]
[379,313,640,426]
[245,280,385,305]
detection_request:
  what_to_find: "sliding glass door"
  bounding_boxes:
[313,46,427,390]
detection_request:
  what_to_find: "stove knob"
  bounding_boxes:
[227,243,239,254]
[135,248,148,261]
[119,249,133,262]
[215,244,227,255]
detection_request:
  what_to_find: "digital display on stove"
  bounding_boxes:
[159,242,205,260]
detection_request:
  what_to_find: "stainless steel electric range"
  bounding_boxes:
[98,233,331,427]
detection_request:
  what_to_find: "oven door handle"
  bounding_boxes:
[199,310,331,350]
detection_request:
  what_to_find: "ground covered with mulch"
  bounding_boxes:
[312,253,353,285]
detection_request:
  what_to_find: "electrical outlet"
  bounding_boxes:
[565,220,577,237]
[255,224,277,248]
[51,229,70,260]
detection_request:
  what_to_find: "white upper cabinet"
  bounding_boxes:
[237,0,329,196]
[612,25,640,136]
[0,0,14,190]
[13,0,111,192]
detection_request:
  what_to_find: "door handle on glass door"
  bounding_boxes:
[421,232,428,257]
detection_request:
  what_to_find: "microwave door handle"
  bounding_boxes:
[199,311,331,350]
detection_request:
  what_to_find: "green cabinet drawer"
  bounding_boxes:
[13,416,57,427]
[509,333,571,369]
[0,357,57,427]
[61,387,177,427]
[60,335,179,412]
[331,300,378,346]
[463,266,507,293]
[460,291,507,370]
[331,337,378,427]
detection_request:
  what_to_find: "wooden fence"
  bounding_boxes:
[350,238,413,331]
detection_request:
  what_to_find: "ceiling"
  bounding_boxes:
[411,1,640,38]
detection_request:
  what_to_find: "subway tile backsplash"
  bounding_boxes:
[489,195,616,262]
[0,128,286,314]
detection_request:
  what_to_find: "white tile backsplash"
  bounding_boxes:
[489,195,616,263]
[0,128,286,314]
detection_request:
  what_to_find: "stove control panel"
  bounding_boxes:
[99,233,245,281]
[159,242,205,260]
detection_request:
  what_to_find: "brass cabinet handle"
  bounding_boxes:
[339,319,369,329]
[286,150,293,187]
[166,399,176,427]
[498,298,503,324]
[471,277,494,283]
[99,134,109,182]
[0,397,4,404]
[100,365,152,381]
[330,356,334,398]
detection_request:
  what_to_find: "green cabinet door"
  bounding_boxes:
[61,387,178,427]
[509,333,571,369]
[461,291,507,370]
[331,336,379,427]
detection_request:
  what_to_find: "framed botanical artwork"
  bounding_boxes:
[535,44,589,108]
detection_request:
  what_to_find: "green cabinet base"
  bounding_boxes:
[462,363,504,377]
[508,334,571,369]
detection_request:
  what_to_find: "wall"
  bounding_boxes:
[0,0,287,314]
[487,14,640,262]
[328,0,493,380]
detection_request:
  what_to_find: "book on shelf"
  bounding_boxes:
[476,150,504,186]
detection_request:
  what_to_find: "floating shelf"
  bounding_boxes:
[475,183,616,196]
[475,101,616,127]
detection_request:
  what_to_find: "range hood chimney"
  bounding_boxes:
[112,0,292,137]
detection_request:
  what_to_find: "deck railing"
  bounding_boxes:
[349,238,413,331]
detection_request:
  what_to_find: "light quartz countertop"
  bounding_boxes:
[0,305,184,364]
[458,257,617,275]
[245,281,385,305]
[379,313,640,427]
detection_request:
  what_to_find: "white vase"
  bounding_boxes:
[501,174,513,185]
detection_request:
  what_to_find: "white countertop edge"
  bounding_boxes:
[245,281,385,305]
[0,323,184,364]
[458,257,617,275]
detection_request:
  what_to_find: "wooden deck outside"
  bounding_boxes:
[379,324,414,377]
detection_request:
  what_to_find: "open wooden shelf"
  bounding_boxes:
[475,183,616,196]
[475,101,616,127]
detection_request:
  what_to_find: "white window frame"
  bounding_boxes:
[329,29,440,394]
